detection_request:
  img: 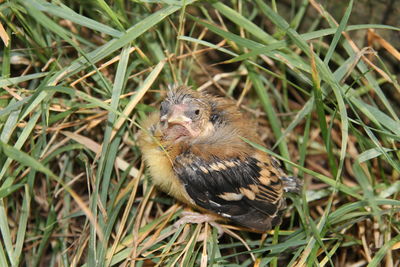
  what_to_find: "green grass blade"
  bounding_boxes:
[324,0,353,64]
[99,44,131,204]
[357,147,394,163]
[255,0,349,186]
[248,65,291,170]
[0,100,21,143]
[0,111,41,181]
[0,201,14,265]
[0,241,7,267]
[46,1,196,85]
[31,0,123,37]
[0,72,48,88]
[93,0,125,31]
[367,234,400,267]
[12,185,30,266]
[211,2,275,44]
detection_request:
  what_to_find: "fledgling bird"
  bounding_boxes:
[138,85,301,232]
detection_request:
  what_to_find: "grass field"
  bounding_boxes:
[0,0,399,266]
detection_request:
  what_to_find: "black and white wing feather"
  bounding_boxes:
[174,151,287,232]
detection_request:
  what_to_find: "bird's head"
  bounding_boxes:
[159,86,213,142]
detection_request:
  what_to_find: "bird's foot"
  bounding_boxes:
[173,211,224,238]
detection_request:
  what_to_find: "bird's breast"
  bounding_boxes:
[139,129,193,204]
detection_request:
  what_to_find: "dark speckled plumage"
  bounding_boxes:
[174,155,286,231]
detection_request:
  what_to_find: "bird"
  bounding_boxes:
[138,85,301,232]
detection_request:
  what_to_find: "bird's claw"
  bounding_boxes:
[173,211,224,238]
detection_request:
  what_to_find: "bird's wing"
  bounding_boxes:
[174,151,286,231]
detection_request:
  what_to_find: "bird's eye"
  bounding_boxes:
[160,101,169,115]
[194,109,200,115]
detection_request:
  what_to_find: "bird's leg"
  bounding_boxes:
[173,211,224,237]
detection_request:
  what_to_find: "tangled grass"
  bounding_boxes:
[0,0,399,266]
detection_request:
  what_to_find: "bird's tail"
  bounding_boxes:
[282,176,302,194]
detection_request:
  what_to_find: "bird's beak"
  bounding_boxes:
[167,105,191,125]
[162,104,200,139]
[168,115,191,125]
